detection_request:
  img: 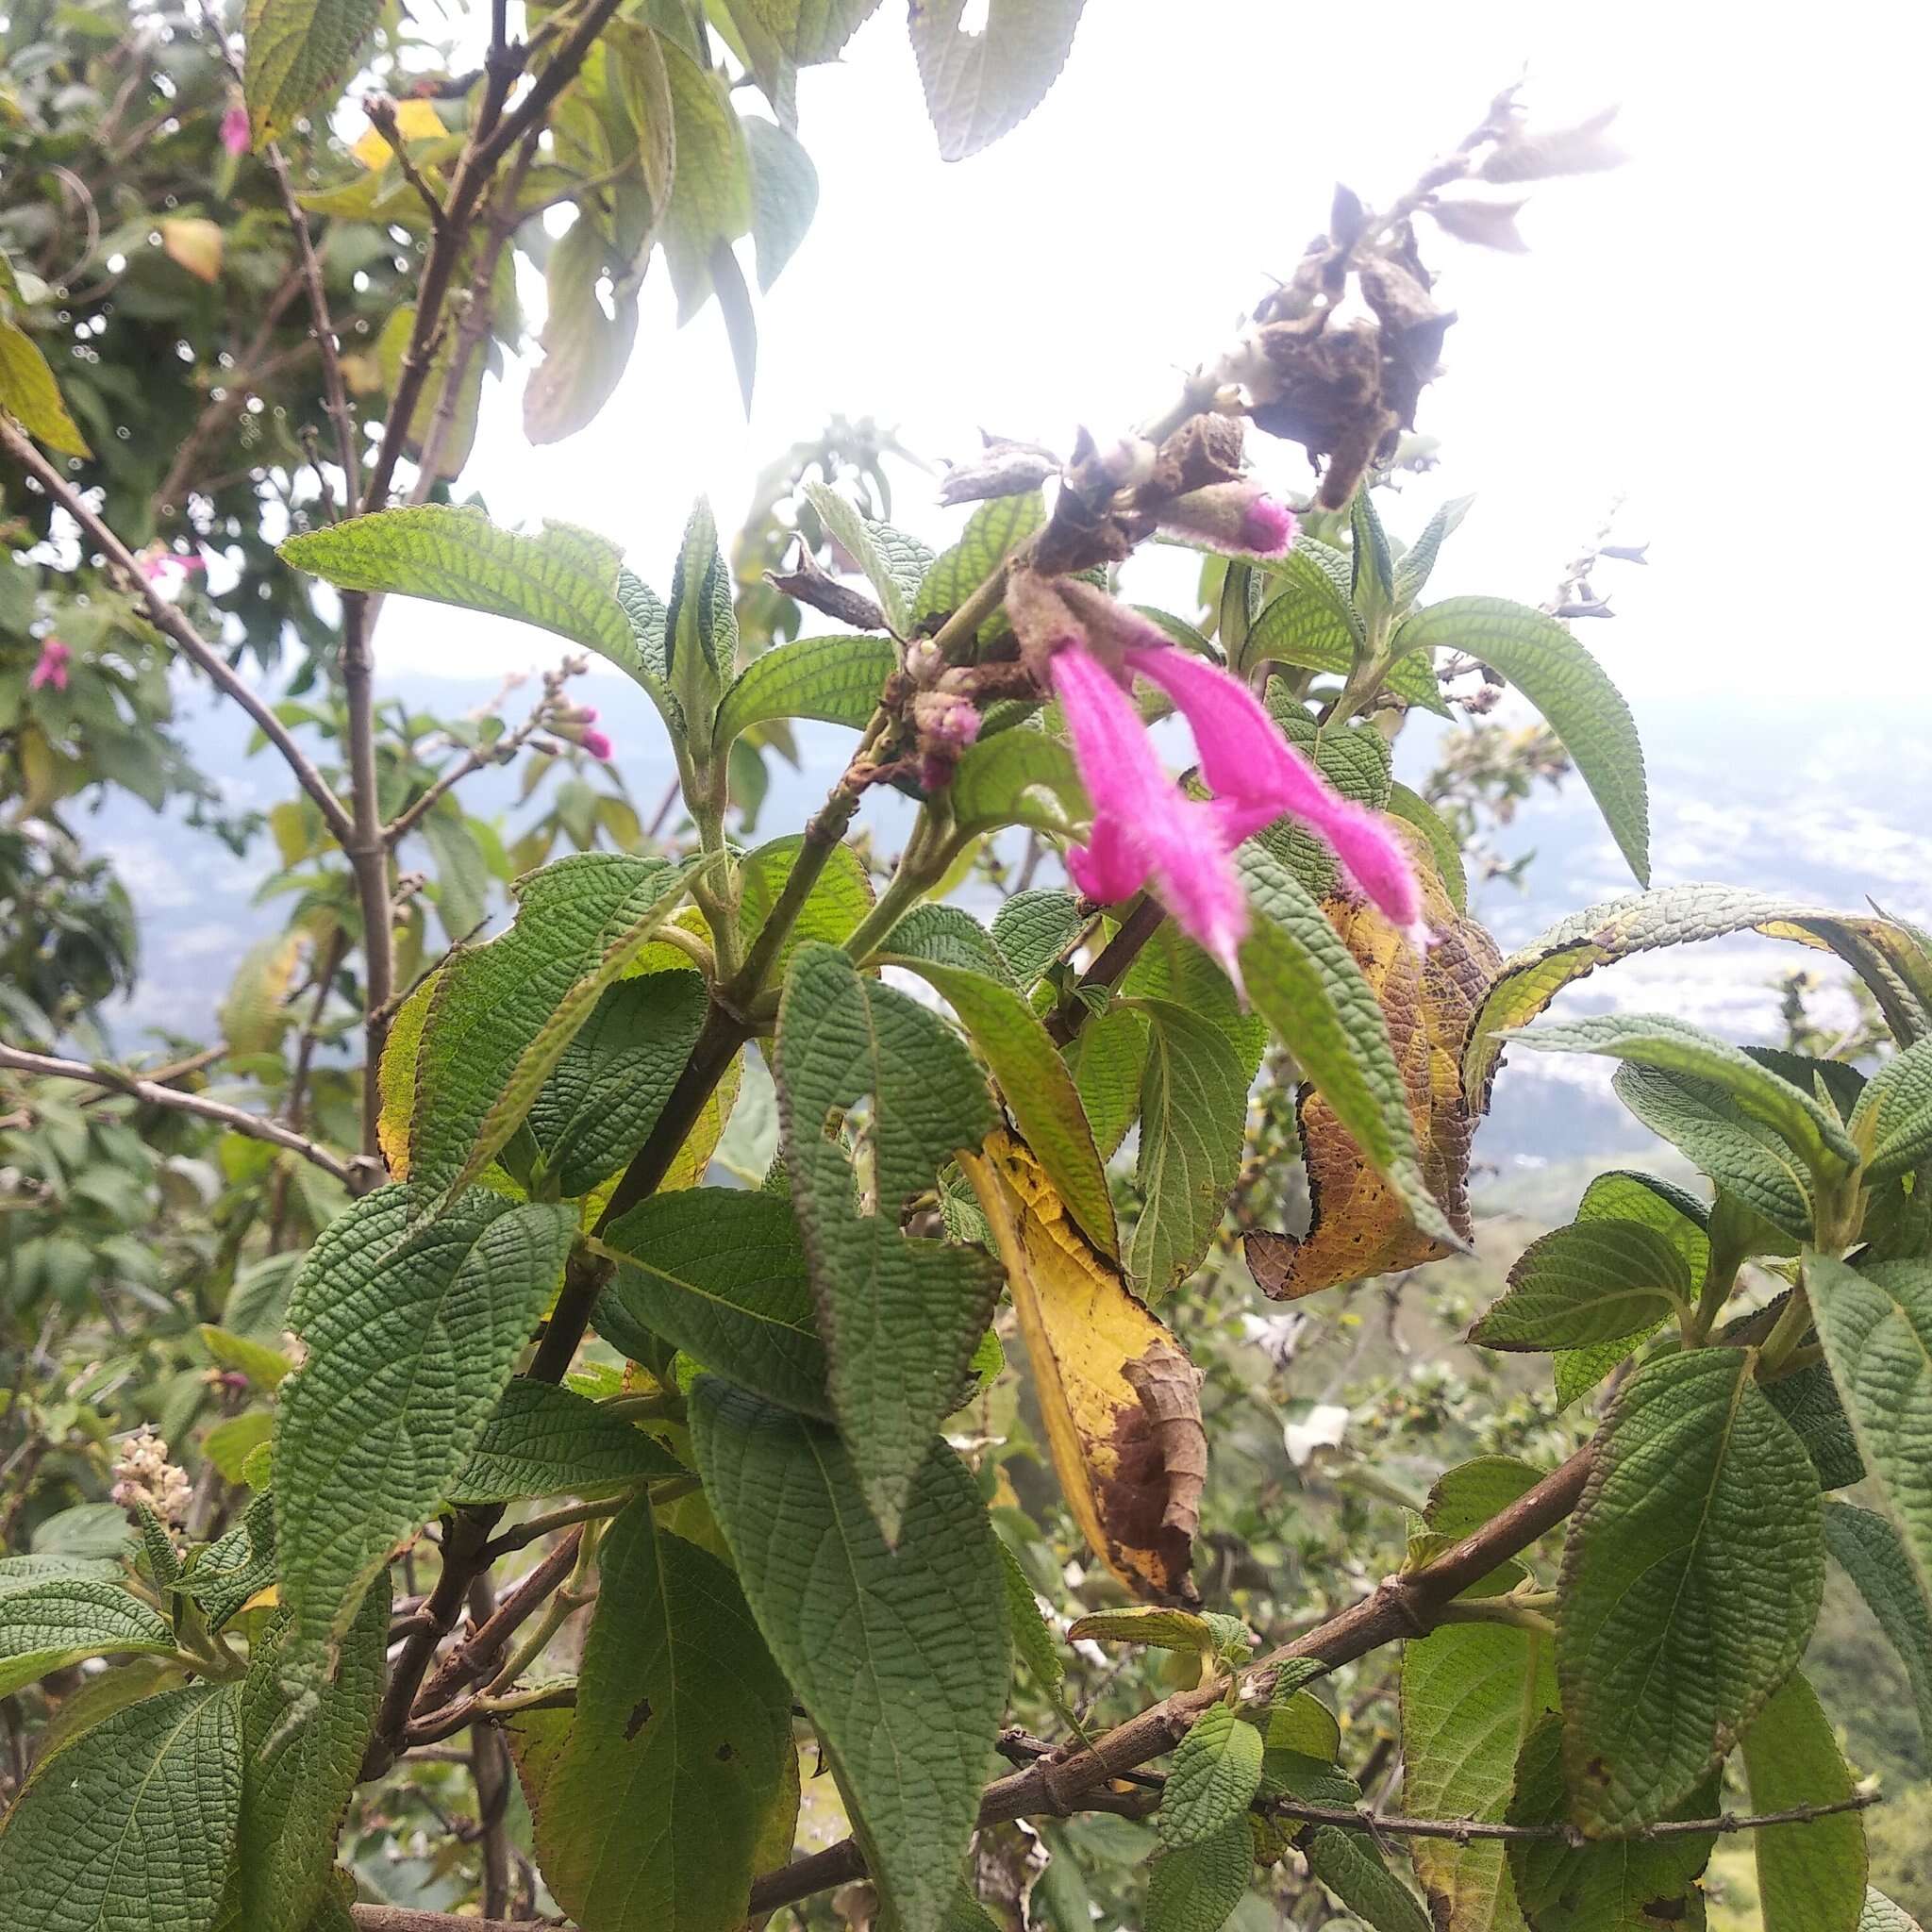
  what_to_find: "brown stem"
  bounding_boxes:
[1042,893,1168,1046]
[2,418,354,845]
[341,590,391,1163]
[0,1042,364,1185]
[466,1577,512,1920]
[749,1445,1595,1912]
[363,98,451,236]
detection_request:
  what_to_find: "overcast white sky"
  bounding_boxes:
[378,0,1931,708]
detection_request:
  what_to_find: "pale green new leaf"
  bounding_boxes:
[0,1682,242,1932]
[774,943,1001,1534]
[1822,1499,1932,1749]
[714,633,895,750]
[886,952,1115,1257]
[948,724,1089,837]
[600,1189,830,1416]
[1158,1702,1263,1849]
[1129,999,1249,1301]
[1862,1890,1927,1931]
[1470,1217,1690,1351]
[914,491,1046,628]
[1849,1037,1932,1185]
[908,0,1087,160]
[691,1384,1008,1932]
[1806,1254,1932,1607]
[1508,1011,1859,1182]
[0,1578,175,1695]
[227,1580,388,1932]
[1556,1346,1824,1831]
[1740,1671,1867,1932]
[276,1185,576,1649]
[279,508,658,692]
[243,0,382,144]
[446,1379,682,1504]
[539,1498,793,1932]
[744,116,819,290]
[1401,1618,1556,1931]
[665,499,736,741]
[1236,844,1459,1250]
[801,481,930,635]
[1393,594,1649,883]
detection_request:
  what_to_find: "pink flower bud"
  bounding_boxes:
[1157,481,1297,558]
[912,691,982,751]
[28,637,70,692]
[221,102,251,158]
[580,727,614,761]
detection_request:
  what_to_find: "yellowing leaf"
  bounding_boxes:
[961,1129,1205,1604]
[351,98,446,168]
[376,973,439,1178]
[217,931,305,1058]
[159,218,224,284]
[0,319,93,457]
[1246,834,1498,1298]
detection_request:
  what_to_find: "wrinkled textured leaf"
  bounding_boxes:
[736,834,874,982]
[714,633,895,749]
[1471,1218,1690,1351]
[967,1130,1206,1602]
[0,1578,175,1696]
[1807,1255,1932,1607]
[915,490,1047,628]
[774,942,1001,1534]
[539,1498,792,1932]
[691,1383,1008,1932]
[1304,1824,1433,1932]
[446,1378,680,1503]
[1740,1671,1867,1932]
[1158,1702,1263,1848]
[908,0,1087,160]
[243,0,382,144]
[600,1188,829,1416]
[1557,1346,1824,1831]
[994,890,1087,990]
[949,723,1089,837]
[1144,1818,1252,1932]
[0,1682,242,1932]
[801,481,932,636]
[277,1185,576,1648]
[1850,1037,1932,1185]
[1823,1499,1932,1748]
[885,903,1018,986]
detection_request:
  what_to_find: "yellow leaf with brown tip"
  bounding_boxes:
[159,218,223,284]
[1248,837,1500,1299]
[962,1129,1205,1604]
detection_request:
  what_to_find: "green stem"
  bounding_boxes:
[844,807,952,963]
[1759,1283,1815,1375]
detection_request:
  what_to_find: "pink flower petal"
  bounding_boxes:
[1156,483,1298,558]
[221,104,251,158]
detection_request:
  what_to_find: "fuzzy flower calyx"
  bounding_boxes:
[28,637,70,692]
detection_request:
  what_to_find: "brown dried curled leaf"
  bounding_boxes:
[767,541,890,634]
[1247,828,1500,1298]
[963,1129,1205,1603]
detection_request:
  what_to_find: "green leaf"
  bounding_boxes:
[408,853,688,1204]
[199,1322,294,1389]
[993,891,1086,991]
[997,1537,1064,1694]
[1508,1012,1859,1182]
[665,498,736,742]
[1348,483,1395,621]
[1145,1818,1253,1932]
[1850,1038,1932,1185]
[714,633,895,750]
[1392,495,1474,608]
[1507,1711,1719,1932]
[229,1580,388,1932]
[0,1578,175,1695]
[948,724,1089,837]
[1128,999,1248,1300]
[691,1383,1008,1932]
[725,0,880,63]
[375,299,482,479]
[446,1379,681,1504]
[1401,1617,1556,1932]
[523,171,642,447]
[0,318,93,456]
[1806,1254,1932,1608]
[774,943,1001,1534]
[658,38,754,318]
[742,115,818,290]
[1243,550,1360,678]
[1862,1890,1927,1932]
[0,1682,242,1931]
[736,834,874,981]
[31,1503,134,1558]
[1394,594,1649,883]
[280,508,659,694]
[599,1189,830,1417]
[181,1488,277,1630]
[242,0,382,144]
[884,904,1018,986]
[276,1185,576,1649]
[886,952,1115,1257]
[914,491,1047,629]
[1384,782,1467,910]
[1159,1703,1264,1849]
[801,481,931,636]
[1464,886,1932,1110]
[421,808,491,945]
[1740,1670,1867,1932]
[0,1553,123,1597]
[1235,844,1459,1251]
[1823,1499,1932,1749]
[539,1497,793,1932]
[526,972,707,1198]
[1469,1217,1690,1351]
[1066,1605,1217,1654]
[1304,1824,1434,1932]
[1613,1063,1814,1242]
[1424,1455,1547,1538]
[1556,1345,1824,1831]
[908,0,1087,160]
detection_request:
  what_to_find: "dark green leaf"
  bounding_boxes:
[1144,1818,1252,1932]
[1740,1671,1867,1932]
[1158,1702,1264,1848]
[992,891,1085,991]
[0,1578,175,1695]
[914,491,1046,630]
[1823,1499,1932,1750]
[714,633,895,750]
[446,1379,682,1504]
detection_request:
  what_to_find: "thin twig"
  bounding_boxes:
[2,418,354,845]
[0,1042,364,1185]
[363,97,451,236]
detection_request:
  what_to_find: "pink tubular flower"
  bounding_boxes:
[1029,578,1427,991]
[28,637,70,692]
[1156,481,1297,558]
[221,102,251,158]
[580,727,615,761]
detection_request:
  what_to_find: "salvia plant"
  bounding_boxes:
[0,3,1926,1931]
